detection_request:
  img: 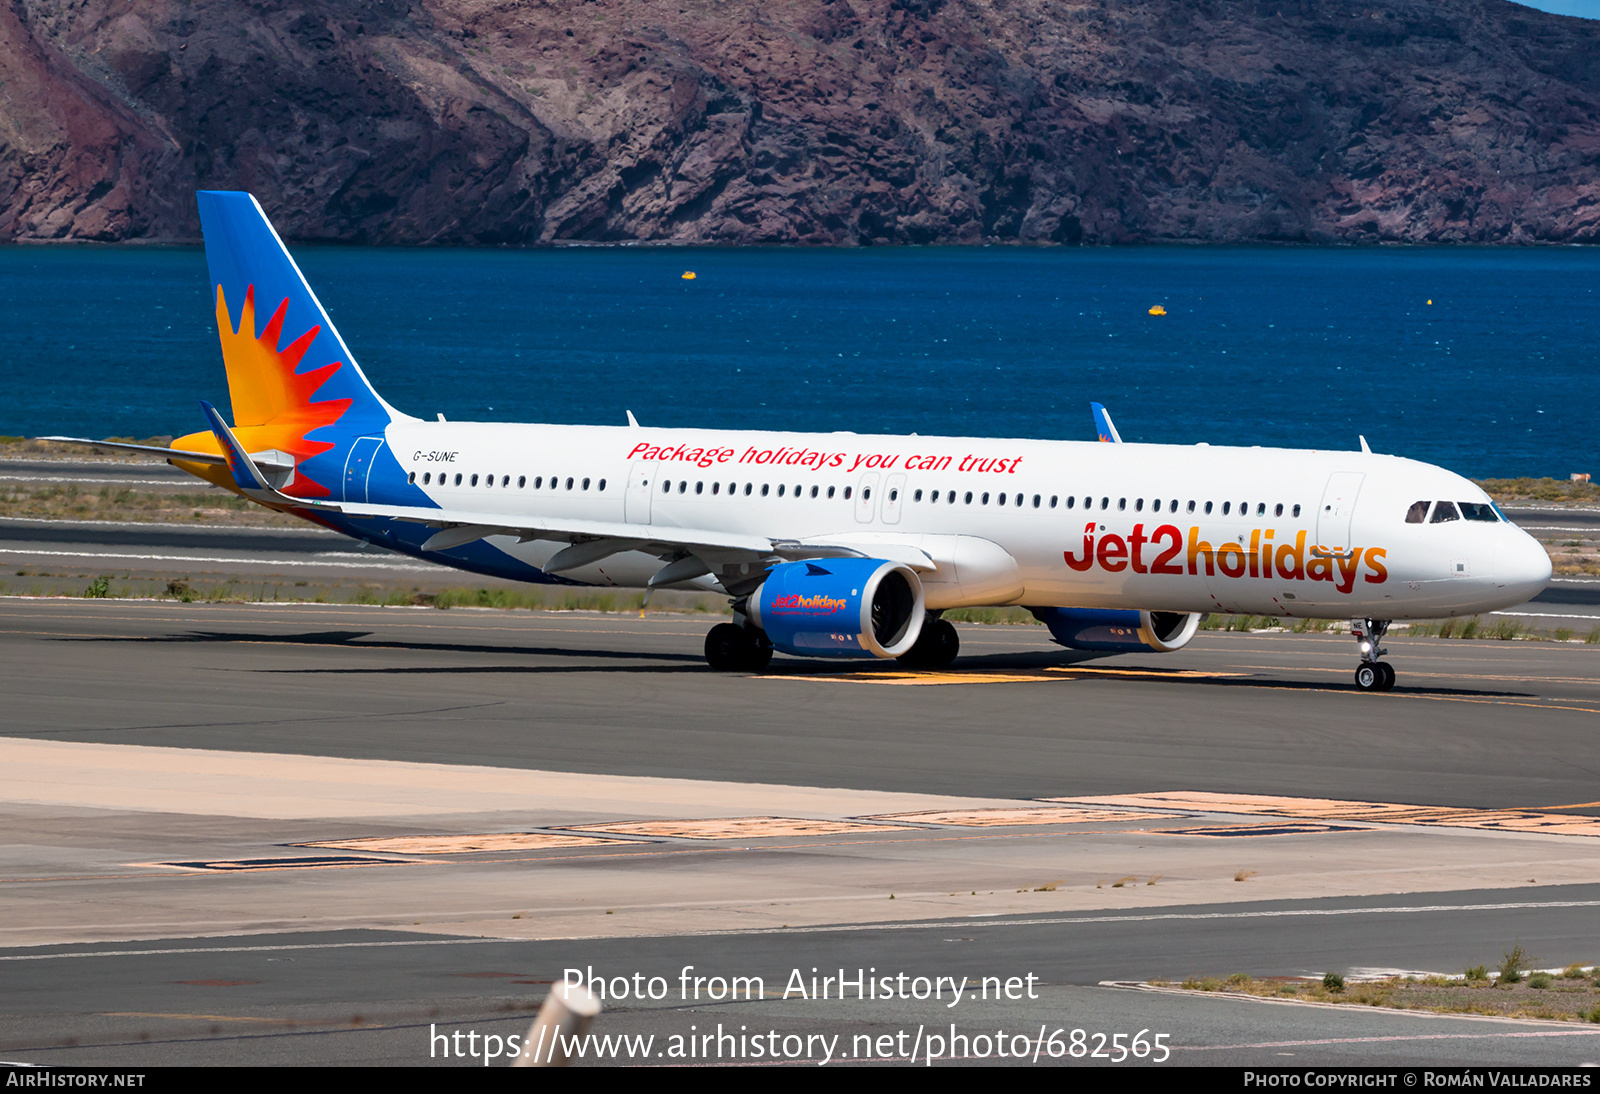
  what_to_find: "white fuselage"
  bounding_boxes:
[374,420,1551,620]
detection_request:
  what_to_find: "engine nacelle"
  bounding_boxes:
[1031,607,1201,653]
[747,558,925,659]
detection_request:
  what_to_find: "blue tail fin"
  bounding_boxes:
[197,191,403,432]
[192,191,406,498]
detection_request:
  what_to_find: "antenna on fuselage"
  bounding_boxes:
[1359,435,1371,454]
[626,410,640,428]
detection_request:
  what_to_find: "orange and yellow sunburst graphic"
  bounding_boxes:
[208,284,352,497]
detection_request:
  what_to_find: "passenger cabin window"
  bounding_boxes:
[1222,502,1231,515]
[1204,501,1213,514]
[518,476,526,488]
[1430,501,1461,524]
[1405,501,1429,523]
[1292,504,1301,517]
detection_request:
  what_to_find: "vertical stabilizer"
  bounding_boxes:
[191,191,408,498]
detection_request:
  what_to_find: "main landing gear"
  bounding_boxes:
[702,614,960,672]
[704,622,773,673]
[896,615,959,669]
[1351,618,1395,692]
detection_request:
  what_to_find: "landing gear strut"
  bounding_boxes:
[1351,618,1395,692]
[704,621,773,673]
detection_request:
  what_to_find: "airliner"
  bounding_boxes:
[47,192,1552,691]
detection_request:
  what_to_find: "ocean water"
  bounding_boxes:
[2,242,1596,480]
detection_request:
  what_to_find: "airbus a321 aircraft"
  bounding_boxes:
[49,192,1552,691]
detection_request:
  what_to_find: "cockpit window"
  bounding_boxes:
[1405,501,1429,524]
[1459,502,1499,522]
[1429,501,1461,524]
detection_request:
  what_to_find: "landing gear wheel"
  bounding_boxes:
[1350,619,1395,693]
[1355,661,1395,692]
[897,618,960,669]
[704,623,772,672]
[746,631,774,673]
[705,623,752,671]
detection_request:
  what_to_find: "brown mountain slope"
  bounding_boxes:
[3,0,1599,244]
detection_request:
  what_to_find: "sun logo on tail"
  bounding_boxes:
[214,285,352,497]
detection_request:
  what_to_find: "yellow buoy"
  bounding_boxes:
[682,271,697,280]
[1426,299,1432,305]
[1148,304,1166,316]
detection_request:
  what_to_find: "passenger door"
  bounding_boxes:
[1316,472,1365,552]
[342,437,385,503]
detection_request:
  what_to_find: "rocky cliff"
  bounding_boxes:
[3,0,1599,244]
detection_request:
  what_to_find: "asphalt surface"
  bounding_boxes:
[4,500,1600,1068]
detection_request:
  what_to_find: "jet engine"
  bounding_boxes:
[746,558,925,659]
[1031,607,1201,653]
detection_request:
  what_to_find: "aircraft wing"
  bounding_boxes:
[194,401,906,587]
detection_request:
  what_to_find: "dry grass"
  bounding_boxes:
[0,481,306,527]
[1160,966,1600,1022]
[1477,477,1600,506]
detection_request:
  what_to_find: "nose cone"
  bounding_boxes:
[1499,530,1552,607]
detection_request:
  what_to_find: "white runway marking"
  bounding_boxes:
[0,547,440,571]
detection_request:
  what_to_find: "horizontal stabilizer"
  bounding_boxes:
[37,435,304,478]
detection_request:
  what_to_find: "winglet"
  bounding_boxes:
[199,400,322,510]
[1091,402,1122,444]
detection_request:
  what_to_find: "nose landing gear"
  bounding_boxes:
[1351,618,1395,691]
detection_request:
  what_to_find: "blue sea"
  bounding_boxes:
[2,243,1596,480]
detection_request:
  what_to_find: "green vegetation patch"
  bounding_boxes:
[1159,960,1600,1022]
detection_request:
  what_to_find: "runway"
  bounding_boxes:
[4,478,1600,1068]
[5,597,1600,1066]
